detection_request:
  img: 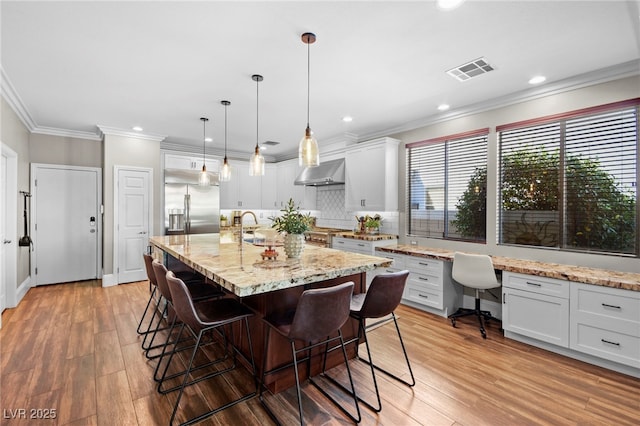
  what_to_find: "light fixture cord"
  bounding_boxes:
[224,104,228,157]
[202,118,206,166]
[306,36,311,128]
[255,77,259,150]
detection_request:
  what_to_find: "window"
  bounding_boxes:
[497,99,639,256]
[407,129,489,242]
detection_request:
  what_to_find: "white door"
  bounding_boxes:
[116,167,151,284]
[1,154,8,313]
[32,164,101,285]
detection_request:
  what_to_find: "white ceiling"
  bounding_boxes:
[2,1,639,160]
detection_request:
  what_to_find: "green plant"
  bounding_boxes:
[364,214,382,229]
[220,214,227,221]
[269,198,312,234]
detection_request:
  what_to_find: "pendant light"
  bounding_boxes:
[299,32,320,167]
[198,117,210,186]
[219,100,232,182]
[249,74,265,176]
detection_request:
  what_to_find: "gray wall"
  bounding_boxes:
[30,133,101,167]
[392,75,640,273]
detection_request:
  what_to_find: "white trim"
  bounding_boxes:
[101,274,117,288]
[16,276,31,306]
[113,166,153,285]
[30,163,103,285]
[31,126,101,141]
[98,125,167,142]
[0,67,37,131]
[1,143,18,309]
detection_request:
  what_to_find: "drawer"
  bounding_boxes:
[378,252,405,269]
[503,272,569,299]
[403,282,442,309]
[404,256,443,277]
[571,322,640,368]
[571,283,640,325]
[332,238,372,255]
[408,271,441,292]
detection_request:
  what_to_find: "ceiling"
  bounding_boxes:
[2,1,639,161]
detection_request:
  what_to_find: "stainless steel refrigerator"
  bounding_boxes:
[164,169,220,235]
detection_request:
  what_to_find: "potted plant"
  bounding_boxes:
[364,214,382,234]
[269,198,312,258]
[220,214,228,227]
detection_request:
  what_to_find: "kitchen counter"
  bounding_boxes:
[377,244,640,292]
[149,234,392,297]
[333,231,399,241]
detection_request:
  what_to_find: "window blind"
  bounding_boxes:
[407,130,488,242]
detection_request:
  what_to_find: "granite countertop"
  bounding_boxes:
[150,234,392,297]
[333,231,398,241]
[377,244,640,292]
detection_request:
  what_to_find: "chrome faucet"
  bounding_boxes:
[239,211,259,247]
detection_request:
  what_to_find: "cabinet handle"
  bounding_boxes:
[337,241,344,244]
[386,269,395,273]
[418,294,429,299]
[357,243,365,247]
[602,303,621,309]
[526,281,542,287]
[601,339,620,347]
[418,262,431,266]
[418,277,429,281]
[503,293,506,304]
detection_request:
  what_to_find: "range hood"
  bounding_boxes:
[294,158,345,186]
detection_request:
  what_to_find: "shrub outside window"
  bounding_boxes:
[497,99,638,256]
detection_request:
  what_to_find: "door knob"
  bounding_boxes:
[3,239,11,244]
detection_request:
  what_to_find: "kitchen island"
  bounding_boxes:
[149,233,392,392]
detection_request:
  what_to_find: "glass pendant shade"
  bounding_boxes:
[199,165,210,186]
[219,157,231,182]
[299,126,319,167]
[249,146,265,176]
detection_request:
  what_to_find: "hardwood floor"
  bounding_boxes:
[1,279,638,425]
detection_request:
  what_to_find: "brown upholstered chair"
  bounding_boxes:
[160,271,256,426]
[259,282,361,425]
[325,270,415,412]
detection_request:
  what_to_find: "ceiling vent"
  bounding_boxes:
[262,140,280,146]
[446,57,495,82]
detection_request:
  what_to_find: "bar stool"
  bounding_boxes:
[259,282,361,425]
[325,270,414,412]
[162,271,257,426]
[144,260,224,359]
[137,254,162,335]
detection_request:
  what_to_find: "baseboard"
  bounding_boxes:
[16,276,31,306]
[101,274,117,287]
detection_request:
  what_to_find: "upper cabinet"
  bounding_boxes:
[345,137,399,211]
[219,161,263,209]
[276,159,316,210]
[165,153,219,172]
[261,164,278,209]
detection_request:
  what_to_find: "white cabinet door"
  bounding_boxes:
[503,283,569,347]
[276,160,316,210]
[345,138,398,211]
[261,164,278,209]
[237,163,262,209]
[219,165,239,209]
[165,153,218,171]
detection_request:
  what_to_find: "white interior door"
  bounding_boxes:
[32,164,101,285]
[1,154,8,313]
[116,167,151,284]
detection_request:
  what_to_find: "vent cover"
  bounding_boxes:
[447,57,495,81]
[262,140,280,146]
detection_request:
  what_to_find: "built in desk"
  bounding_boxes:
[149,233,392,392]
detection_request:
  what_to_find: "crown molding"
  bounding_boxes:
[98,125,167,142]
[31,126,102,141]
[160,143,277,163]
[359,60,640,140]
[1,66,37,131]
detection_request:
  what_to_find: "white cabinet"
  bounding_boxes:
[261,164,278,209]
[276,159,316,210]
[502,272,570,348]
[219,162,261,209]
[570,283,640,369]
[331,237,398,287]
[345,137,399,211]
[165,153,219,171]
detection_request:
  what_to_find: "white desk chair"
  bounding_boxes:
[449,252,501,338]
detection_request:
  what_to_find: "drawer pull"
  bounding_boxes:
[526,281,542,287]
[601,339,620,347]
[418,294,429,299]
[385,269,395,273]
[418,262,431,266]
[337,241,344,244]
[357,243,365,247]
[601,303,621,309]
[418,277,429,281]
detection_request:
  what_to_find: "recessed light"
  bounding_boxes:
[437,104,450,111]
[437,0,465,11]
[205,137,212,142]
[342,116,353,123]
[529,75,546,85]
[132,126,143,132]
